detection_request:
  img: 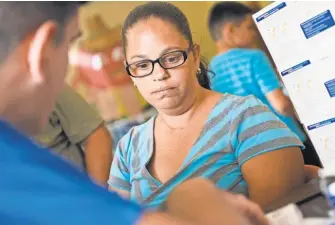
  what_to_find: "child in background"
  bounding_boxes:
[207,1,321,166]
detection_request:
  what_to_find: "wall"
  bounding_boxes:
[79,1,216,60]
[78,1,271,61]
[66,1,271,121]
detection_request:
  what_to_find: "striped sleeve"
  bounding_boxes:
[108,135,131,192]
[251,50,281,95]
[230,95,304,165]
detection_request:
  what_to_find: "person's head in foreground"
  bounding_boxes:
[208,1,256,49]
[0,2,81,135]
[109,0,305,212]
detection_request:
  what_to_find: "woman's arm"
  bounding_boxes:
[165,178,269,225]
[230,96,305,207]
[242,147,305,207]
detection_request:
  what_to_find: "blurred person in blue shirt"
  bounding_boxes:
[207,1,321,166]
[0,2,269,225]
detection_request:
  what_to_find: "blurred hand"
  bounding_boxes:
[220,191,269,225]
[166,178,269,225]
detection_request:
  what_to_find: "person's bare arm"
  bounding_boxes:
[242,147,305,207]
[84,124,113,186]
[165,178,269,225]
[266,88,296,117]
[251,50,296,118]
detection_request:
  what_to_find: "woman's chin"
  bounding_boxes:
[154,98,182,111]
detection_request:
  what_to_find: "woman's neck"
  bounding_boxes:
[157,88,208,130]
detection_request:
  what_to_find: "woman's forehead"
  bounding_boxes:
[125,18,189,56]
[127,18,188,44]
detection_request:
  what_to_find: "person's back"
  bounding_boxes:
[210,49,272,102]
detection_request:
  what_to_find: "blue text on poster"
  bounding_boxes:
[307,117,335,131]
[281,60,311,76]
[256,2,287,23]
[325,78,335,98]
[301,10,335,39]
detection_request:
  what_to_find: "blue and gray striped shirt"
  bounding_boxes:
[109,94,303,209]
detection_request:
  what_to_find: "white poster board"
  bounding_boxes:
[253,2,335,167]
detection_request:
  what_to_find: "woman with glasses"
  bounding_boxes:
[108,2,305,209]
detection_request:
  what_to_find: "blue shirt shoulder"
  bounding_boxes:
[0,121,143,225]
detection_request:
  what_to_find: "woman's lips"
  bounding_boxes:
[151,86,175,94]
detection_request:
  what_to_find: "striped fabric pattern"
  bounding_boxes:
[107,107,157,150]
[209,48,306,142]
[108,94,303,209]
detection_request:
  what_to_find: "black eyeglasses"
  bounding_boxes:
[125,45,194,78]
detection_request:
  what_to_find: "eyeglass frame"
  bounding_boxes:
[125,45,195,78]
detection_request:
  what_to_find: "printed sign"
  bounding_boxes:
[256,2,287,23]
[325,78,335,97]
[281,60,311,76]
[301,10,335,39]
[307,117,335,131]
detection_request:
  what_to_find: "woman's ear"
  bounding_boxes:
[27,21,58,84]
[193,44,200,54]
[192,44,201,65]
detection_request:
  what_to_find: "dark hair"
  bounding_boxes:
[208,1,252,41]
[122,1,211,90]
[0,2,84,62]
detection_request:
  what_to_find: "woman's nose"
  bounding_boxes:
[152,63,169,81]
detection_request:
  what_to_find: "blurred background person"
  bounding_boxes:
[68,14,157,150]
[34,84,113,185]
[207,1,321,166]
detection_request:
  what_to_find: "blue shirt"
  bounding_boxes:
[109,94,303,209]
[209,48,306,142]
[1,120,142,225]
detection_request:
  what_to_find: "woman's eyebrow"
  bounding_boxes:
[130,46,183,60]
[160,46,182,55]
[130,54,148,60]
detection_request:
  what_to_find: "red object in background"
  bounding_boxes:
[70,41,132,89]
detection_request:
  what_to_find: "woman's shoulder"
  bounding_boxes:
[210,94,273,131]
[207,93,269,127]
[215,93,267,113]
[229,94,270,117]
